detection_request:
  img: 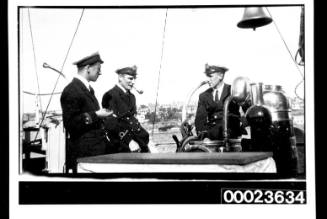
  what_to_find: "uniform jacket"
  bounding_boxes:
[102,85,137,117]
[102,85,149,152]
[60,78,108,169]
[195,84,242,139]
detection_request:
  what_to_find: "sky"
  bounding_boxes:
[19,6,305,113]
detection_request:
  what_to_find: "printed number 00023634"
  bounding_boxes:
[221,189,306,204]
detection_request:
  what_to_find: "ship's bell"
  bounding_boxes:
[237,7,273,30]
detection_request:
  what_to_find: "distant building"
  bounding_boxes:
[136,114,146,123]
[137,106,150,123]
[290,97,304,110]
[187,104,197,114]
[22,110,63,129]
[293,114,304,127]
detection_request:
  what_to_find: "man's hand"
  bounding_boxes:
[96,108,114,118]
[240,116,248,127]
[129,140,141,152]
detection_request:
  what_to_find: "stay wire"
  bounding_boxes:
[28,9,43,113]
[266,8,304,79]
[266,8,304,100]
[151,9,168,137]
[34,9,85,140]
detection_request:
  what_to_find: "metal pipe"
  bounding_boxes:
[223,77,251,150]
[43,62,66,78]
[181,80,208,122]
[223,96,233,149]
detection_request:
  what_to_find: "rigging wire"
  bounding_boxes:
[293,6,305,100]
[294,79,304,99]
[23,91,62,96]
[34,9,85,140]
[266,8,304,100]
[28,9,43,113]
[151,8,168,136]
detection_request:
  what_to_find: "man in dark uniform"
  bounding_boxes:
[195,64,242,141]
[102,66,149,152]
[60,52,113,172]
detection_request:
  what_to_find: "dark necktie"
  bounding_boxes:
[127,90,132,102]
[214,89,219,102]
[89,85,95,96]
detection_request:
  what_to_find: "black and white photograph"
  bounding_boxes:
[8,0,315,218]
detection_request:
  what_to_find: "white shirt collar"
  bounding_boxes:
[117,83,127,93]
[213,82,225,100]
[75,74,90,91]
